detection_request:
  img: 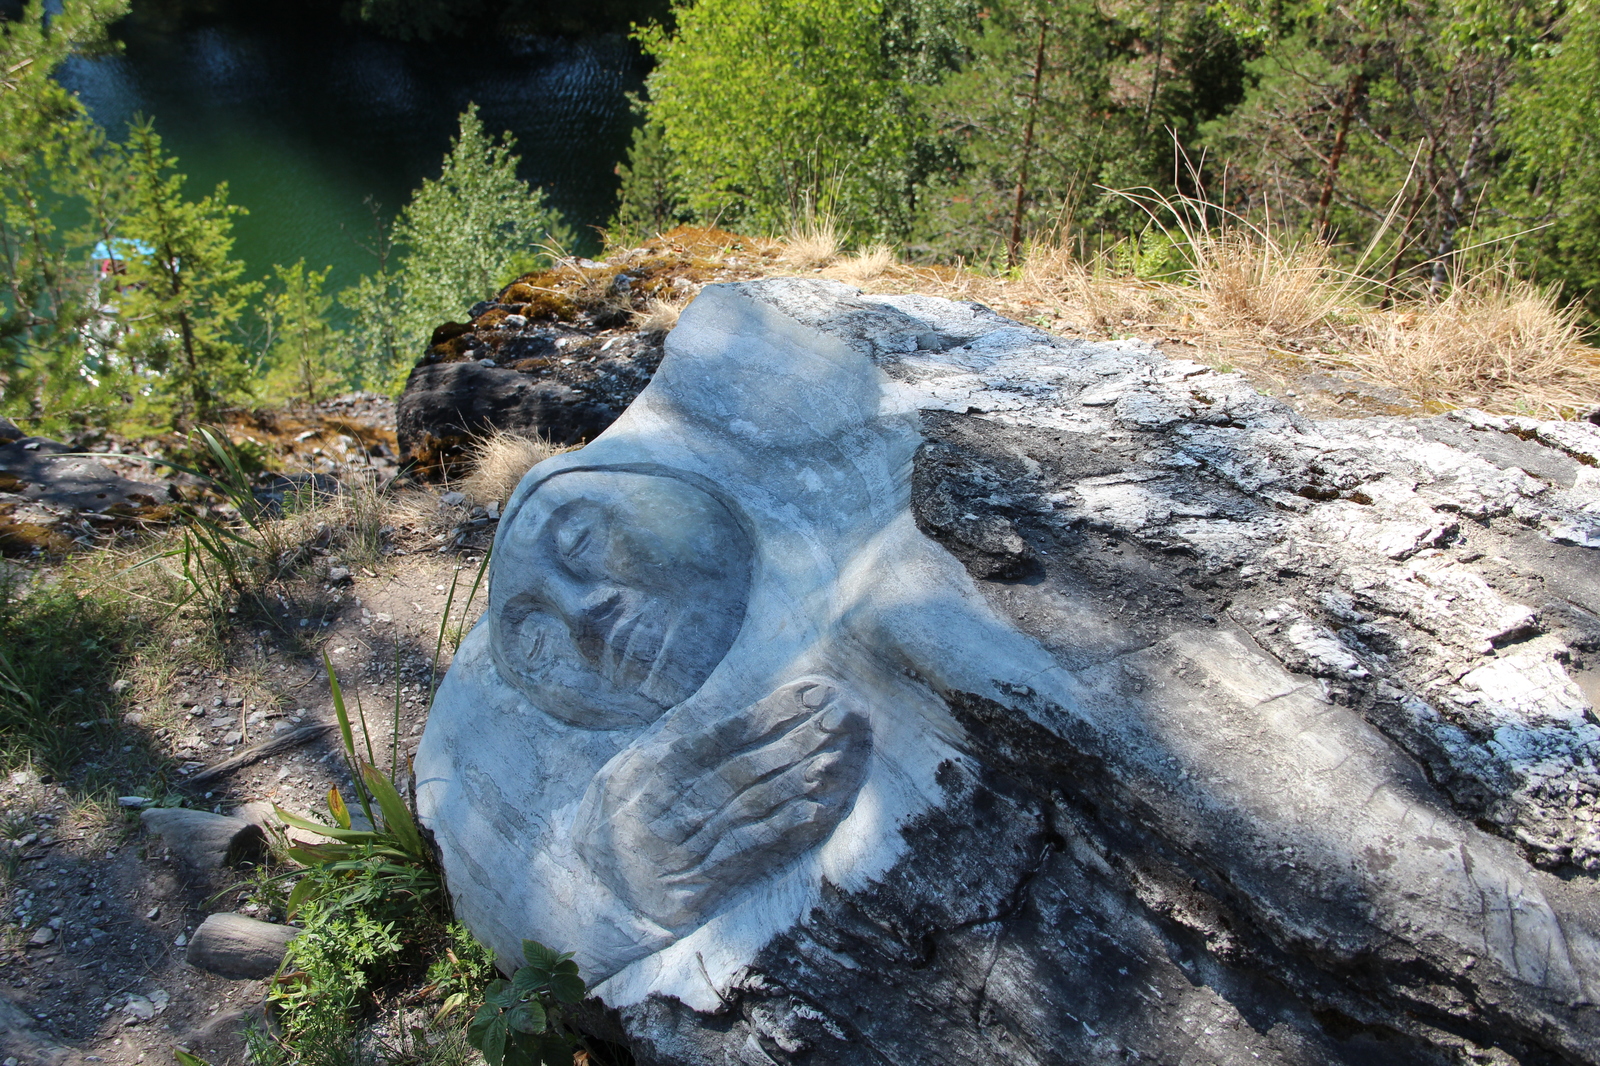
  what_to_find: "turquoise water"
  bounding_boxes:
[56,7,647,300]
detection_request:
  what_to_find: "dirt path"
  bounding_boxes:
[1,539,488,1066]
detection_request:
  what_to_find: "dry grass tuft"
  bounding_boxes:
[1187,234,1362,337]
[460,430,564,507]
[632,296,684,335]
[1350,269,1600,416]
[913,230,1600,418]
[782,218,840,269]
[826,243,897,286]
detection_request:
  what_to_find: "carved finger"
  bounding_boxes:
[672,738,868,872]
[683,796,835,888]
[665,704,859,837]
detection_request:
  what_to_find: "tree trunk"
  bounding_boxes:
[1007,18,1051,269]
[1315,42,1370,238]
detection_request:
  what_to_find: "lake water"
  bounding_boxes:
[56,6,648,299]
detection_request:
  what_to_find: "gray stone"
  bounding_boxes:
[185,913,299,978]
[419,280,1600,1065]
[141,808,265,871]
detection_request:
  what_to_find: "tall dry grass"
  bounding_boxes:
[827,243,896,286]
[775,199,1599,419]
[782,218,840,269]
[1351,269,1600,414]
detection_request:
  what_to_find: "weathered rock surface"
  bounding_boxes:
[396,317,662,475]
[421,279,1600,1065]
[140,809,265,872]
[185,913,299,978]
[0,436,178,554]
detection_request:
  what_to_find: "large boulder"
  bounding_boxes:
[418,279,1600,1065]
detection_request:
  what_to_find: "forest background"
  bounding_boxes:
[5,0,1600,437]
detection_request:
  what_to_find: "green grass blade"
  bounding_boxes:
[360,761,427,860]
[322,652,375,827]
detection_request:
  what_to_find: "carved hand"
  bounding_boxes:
[574,678,871,932]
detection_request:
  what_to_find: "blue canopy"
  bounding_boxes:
[92,238,155,261]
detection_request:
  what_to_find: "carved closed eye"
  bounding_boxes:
[550,509,606,578]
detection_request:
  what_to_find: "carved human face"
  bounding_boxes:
[489,470,753,729]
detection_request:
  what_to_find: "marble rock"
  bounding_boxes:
[419,279,1600,1066]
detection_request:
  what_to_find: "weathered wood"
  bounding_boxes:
[185,913,300,978]
[141,808,265,870]
[185,723,335,785]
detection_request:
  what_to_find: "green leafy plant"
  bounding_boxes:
[426,922,497,1022]
[271,651,440,922]
[466,940,589,1066]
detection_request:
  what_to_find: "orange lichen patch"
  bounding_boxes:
[482,227,786,337]
[430,335,474,362]
[495,276,580,322]
[648,225,766,259]
[475,307,511,330]
[216,407,399,471]
[0,514,72,556]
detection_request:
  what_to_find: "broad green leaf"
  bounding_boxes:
[521,939,562,975]
[468,1002,498,1045]
[286,876,321,916]
[506,1001,547,1034]
[549,971,586,1005]
[436,991,467,1021]
[325,652,357,762]
[481,1016,508,1066]
[174,1049,211,1066]
[360,762,427,858]
[511,966,545,997]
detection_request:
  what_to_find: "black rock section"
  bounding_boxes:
[396,329,663,477]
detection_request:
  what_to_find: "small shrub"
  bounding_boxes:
[466,940,589,1066]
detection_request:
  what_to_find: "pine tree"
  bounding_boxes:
[0,0,131,433]
[610,113,689,244]
[262,260,344,406]
[385,104,569,372]
[115,118,258,427]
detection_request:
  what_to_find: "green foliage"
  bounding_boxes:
[466,940,589,1066]
[610,113,690,244]
[1201,0,1560,291]
[427,922,498,1022]
[339,267,406,393]
[636,0,925,237]
[912,0,1246,262]
[272,653,440,923]
[131,425,293,612]
[387,104,570,373]
[114,119,259,426]
[1500,1,1600,313]
[0,0,131,435]
[261,260,344,406]
[259,655,456,1066]
[269,886,410,1066]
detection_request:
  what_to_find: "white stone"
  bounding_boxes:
[418,280,1600,1062]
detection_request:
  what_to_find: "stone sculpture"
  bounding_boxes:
[419,279,1600,1065]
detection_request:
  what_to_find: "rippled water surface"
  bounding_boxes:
[58,12,647,292]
